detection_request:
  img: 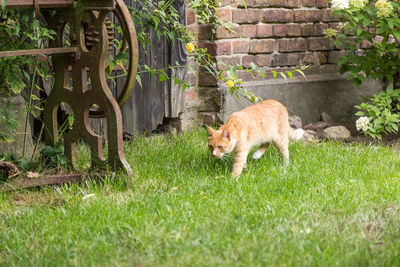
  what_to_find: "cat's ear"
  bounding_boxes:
[223,130,230,140]
[206,125,215,136]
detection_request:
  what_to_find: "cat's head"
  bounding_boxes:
[206,126,235,158]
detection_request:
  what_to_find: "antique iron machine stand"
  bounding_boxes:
[1,0,138,178]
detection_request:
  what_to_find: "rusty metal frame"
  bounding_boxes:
[2,0,139,178]
[1,174,84,190]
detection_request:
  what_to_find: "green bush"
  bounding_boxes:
[328,0,400,138]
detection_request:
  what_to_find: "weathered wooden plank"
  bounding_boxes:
[5,0,74,9]
[113,0,187,136]
[121,0,167,135]
[166,0,187,118]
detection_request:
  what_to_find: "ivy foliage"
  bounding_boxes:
[0,10,55,143]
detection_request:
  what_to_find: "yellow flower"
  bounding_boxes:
[186,43,195,53]
[226,80,234,88]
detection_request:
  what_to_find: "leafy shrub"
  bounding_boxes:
[328,0,400,138]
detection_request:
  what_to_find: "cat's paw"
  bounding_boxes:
[252,150,264,160]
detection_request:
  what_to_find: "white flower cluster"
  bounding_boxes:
[324,28,338,38]
[375,0,393,18]
[349,0,368,8]
[356,116,370,132]
[331,0,349,9]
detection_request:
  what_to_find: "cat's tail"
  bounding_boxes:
[288,127,304,141]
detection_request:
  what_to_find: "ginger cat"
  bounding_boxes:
[207,99,304,177]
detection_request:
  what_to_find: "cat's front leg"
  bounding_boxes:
[232,149,249,177]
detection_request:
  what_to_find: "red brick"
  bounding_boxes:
[232,9,263,24]
[315,52,328,64]
[273,24,287,37]
[240,25,257,38]
[279,38,307,52]
[273,24,301,36]
[199,112,217,126]
[308,37,334,50]
[256,54,272,67]
[199,24,214,40]
[199,41,216,55]
[269,0,286,6]
[329,23,343,33]
[217,8,231,23]
[286,0,300,7]
[271,53,288,66]
[263,9,294,23]
[360,40,373,49]
[287,53,303,65]
[216,40,232,55]
[186,57,198,86]
[315,0,329,8]
[373,36,384,44]
[315,24,329,36]
[237,0,256,7]
[249,39,276,53]
[256,24,273,37]
[187,71,197,86]
[302,24,316,36]
[237,69,260,81]
[216,56,241,70]
[232,40,249,53]
[187,25,198,39]
[187,8,196,25]
[294,9,323,22]
[303,52,314,64]
[301,0,315,7]
[216,25,241,39]
[334,37,356,49]
[287,24,302,36]
[184,87,197,104]
[322,9,338,22]
[328,50,346,63]
[198,70,217,87]
[221,0,239,6]
[242,55,257,68]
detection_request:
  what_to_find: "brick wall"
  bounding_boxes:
[183,0,346,128]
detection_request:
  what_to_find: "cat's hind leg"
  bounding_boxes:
[252,143,270,160]
[273,138,289,165]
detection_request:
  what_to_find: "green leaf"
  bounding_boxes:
[246,69,254,78]
[279,72,287,81]
[294,69,306,78]
[159,71,169,82]
[352,78,362,87]
[136,75,142,88]
[388,19,394,29]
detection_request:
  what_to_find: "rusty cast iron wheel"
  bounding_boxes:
[89,0,139,118]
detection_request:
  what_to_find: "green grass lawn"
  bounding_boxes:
[1,128,400,266]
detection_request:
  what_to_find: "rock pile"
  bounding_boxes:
[289,112,351,142]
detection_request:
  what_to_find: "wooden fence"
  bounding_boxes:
[90,0,187,137]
